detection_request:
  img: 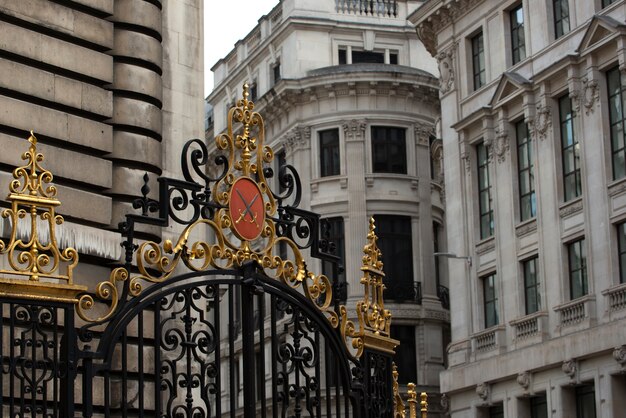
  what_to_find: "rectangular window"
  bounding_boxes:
[488,403,504,418]
[607,66,626,179]
[477,142,494,239]
[371,126,407,174]
[472,32,486,90]
[250,81,258,101]
[559,95,581,201]
[618,222,626,284]
[517,121,535,220]
[575,383,597,418]
[523,257,540,314]
[483,274,498,328]
[391,325,417,384]
[510,4,526,64]
[568,239,588,299]
[352,50,385,64]
[374,215,414,302]
[530,394,549,418]
[321,217,346,289]
[272,62,281,86]
[553,0,570,39]
[603,0,618,7]
[319,129,340,177]
[338,49,347,64]
[390,53,398,65]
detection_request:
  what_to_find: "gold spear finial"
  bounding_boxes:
[420,392,428,418]
[407,383,417,418]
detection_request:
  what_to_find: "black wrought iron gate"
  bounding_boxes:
[0,87,425,418]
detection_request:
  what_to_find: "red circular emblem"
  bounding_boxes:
[229,177,265,241]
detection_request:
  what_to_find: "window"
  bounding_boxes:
[523,257,540,314]
[603,0,618,7]
[575,383,597,418]
[618,222,626,284]
[553,0,570,38]
[319,129,340,177]
[374,215,415,302]
[559,95,581,201]
[433,222,442,288]
[477,142,494,239]
[517,121,535,220]
[250,81,258,101]
[271,61,281,86]
[568,239,588,299]
[488,403,504,418]
[472,32,486,90]
[483,274,498,328]
[338,48,397,65]
[530,394,549,418]
[607,66,626,179]
[391,326,417,384]
[321,217,346,288]
[510,4,526,64]
[371,127,407,174]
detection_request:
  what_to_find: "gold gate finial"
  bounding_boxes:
[0,132,85,302]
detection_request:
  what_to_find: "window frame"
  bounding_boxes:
[374,215,415,302]
[321,217,346,287]
[510,4,526,65]
[523,256,540,315]
[477,142,494,239]
[530,393,548,418]
[319,128,340,177]
[471,31,486,91]
[568,238,588,300]
[516,120,535,221]
[559,95,582,201]
[607,66,626,180]
[371,126,408,174]
[553,0,571,39]
[482,273,499,328]
[575,383,597,418]
[617,222,626,284]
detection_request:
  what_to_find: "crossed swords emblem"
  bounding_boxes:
[234,189,260,227]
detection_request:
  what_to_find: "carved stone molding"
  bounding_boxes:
[284,126,311,154]
[530,105,552,141]
[613,345,626,366]
[431,139,445,183]
[437,43,458,94]
[476,237,495,255]
[342,119,367,142]
[582,77,599,115]
[476,383,490,401]
[440,393,450,415]
[559,198,583,218]
[515,219,537,237]
[562,359,578,380]
[492,129,509,163]
[414,122,435,146]
[517,371,531,390]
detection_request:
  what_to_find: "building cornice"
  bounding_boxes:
[413,0,487,56]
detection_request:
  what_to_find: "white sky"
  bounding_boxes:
[204,0,280,96]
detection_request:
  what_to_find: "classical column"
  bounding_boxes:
[343,119,368,301]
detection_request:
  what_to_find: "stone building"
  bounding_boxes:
[412,0,626,417]
[207,0,449,409]
[0,0,205,284]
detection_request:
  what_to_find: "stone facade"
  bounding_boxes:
[412,1,626,417]
[0,0,204,280]
[207,0,449,410]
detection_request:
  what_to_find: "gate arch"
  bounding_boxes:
[79,268,358,418]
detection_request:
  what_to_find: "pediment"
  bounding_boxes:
[578,15,626,54]
[490,72,531,108]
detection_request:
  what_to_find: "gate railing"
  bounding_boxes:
[0,85,429,417]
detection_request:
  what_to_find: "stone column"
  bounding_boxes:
[342,119,368,301]
[107,0,163,234]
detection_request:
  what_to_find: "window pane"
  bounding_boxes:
[568,239,587,299]
[391,326,417,383]
[374,215,414,302]
[319,129,340,177]
[618,223,626,284]
[371,127,407,174]
[483,274,498,328]
[321,217,346,288]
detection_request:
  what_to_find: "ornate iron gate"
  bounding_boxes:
[0,87,428,418]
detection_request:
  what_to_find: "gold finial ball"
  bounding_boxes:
[243,83,249,99]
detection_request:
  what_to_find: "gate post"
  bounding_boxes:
[344,218,399,418]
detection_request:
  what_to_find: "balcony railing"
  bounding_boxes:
[603,283,626,312]
[554,295,595,329]
[509,311,548,341]
[384,281,421,304]
[437,285,450,309]
[336,0,398,17]
[471,325,506,354]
